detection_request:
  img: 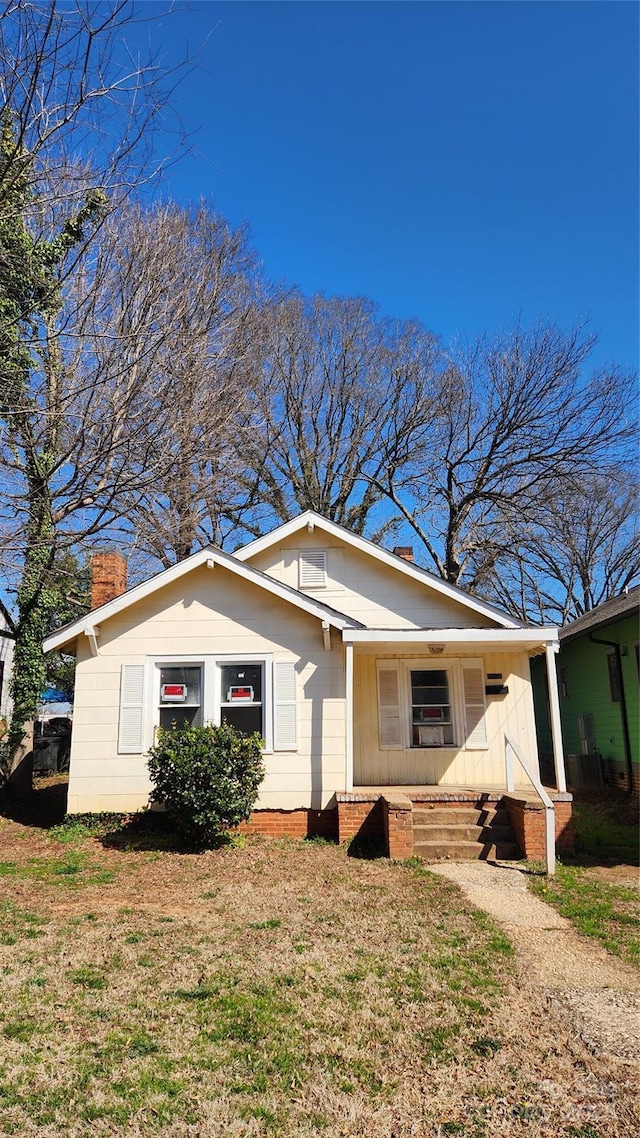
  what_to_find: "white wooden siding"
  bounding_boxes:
[67,565,345,814]
[353,650,539,787]
[248,532,497,630]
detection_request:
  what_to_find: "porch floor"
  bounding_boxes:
[350,784,572,803]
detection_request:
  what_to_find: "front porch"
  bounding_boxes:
[336,785,574,864]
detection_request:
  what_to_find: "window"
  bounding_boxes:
[607,651,621,703]
[116,654,296,756]
[159,665,202,730]
[377,658,487,751]
[410,669,454,747]
[219,662,263,737]
[560,665,569,699]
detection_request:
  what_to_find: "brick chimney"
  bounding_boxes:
[393,545,414,563]
[91,551,127,609]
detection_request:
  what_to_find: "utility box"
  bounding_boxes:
[566,753,604,789]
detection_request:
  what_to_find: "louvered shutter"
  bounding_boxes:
[299,550,327,588]
[377,666,403,749]
[274,661,298,750]
[462,662,487,749]
[118,664,146,754]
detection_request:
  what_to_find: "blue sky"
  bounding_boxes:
[137,0,638,373]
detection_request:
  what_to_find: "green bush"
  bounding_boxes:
[147,723,265,846]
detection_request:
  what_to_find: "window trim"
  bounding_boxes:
[606,650,621,703]
[147,654,274,752]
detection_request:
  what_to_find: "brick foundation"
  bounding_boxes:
[503,794,574,860]
[238,807,338,840]
[233,792,575,861]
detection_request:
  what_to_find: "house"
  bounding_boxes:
[43,512,573,862]
[533,586,639,793]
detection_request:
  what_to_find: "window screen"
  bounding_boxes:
[410,669,454,746]
[220,663,263,737]
[159,665,202,730]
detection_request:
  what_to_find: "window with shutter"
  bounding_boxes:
[273,661,297,750]
[299,550,327,589]
[461,662,488,749]
[377,666,403,749]
[118,664,145,754]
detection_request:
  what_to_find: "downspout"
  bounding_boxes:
[589,633,633,795]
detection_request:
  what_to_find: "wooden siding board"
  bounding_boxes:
[249,533,497,631]
[353,650,539,788]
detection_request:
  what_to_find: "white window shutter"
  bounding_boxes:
[299,550,327,589]
[118,664,145,754]
[462,662,487,749]
[274,662,297,750]
[377,666,403,749]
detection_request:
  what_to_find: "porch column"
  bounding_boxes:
[345,642,354,792]
[545,641,567,793]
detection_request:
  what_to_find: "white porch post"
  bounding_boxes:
[545,641,567,793]
[345,642,354,792]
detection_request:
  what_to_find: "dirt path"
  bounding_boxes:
[431,860,640,1063]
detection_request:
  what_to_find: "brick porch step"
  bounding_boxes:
[411,803,521,862]
[414,840,521,861]
[413,823,515,844]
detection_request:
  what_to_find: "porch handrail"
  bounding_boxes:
[505,733,556,875]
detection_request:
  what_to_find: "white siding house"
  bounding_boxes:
[44,512,566,817]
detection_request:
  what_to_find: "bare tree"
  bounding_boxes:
[485,473,640,624]
[0,1,187,215]
[0,2,191,762]
[85,200,264,567]
[371,321,636,602]
[238,292,442,537]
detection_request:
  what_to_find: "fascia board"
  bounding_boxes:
[342,627,558,646]
[236,511,521,630]
[43,544,359,653]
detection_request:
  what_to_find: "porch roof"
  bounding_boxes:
[341,626,558,652]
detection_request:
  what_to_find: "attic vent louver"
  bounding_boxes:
[299,550,327,589]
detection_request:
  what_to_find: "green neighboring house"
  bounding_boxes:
[532,586,639,792]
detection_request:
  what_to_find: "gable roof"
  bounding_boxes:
[560,585,640,644]
[43,543,363,654]
[236,510,522,630]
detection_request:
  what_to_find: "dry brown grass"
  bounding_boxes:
[0,815,637,1137]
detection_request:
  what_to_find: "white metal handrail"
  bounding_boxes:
[505,733,556,875]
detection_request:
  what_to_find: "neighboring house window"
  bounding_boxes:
[560,665,569,698]
[578,713,596,755]
[299,550,327,589]
[159,665,203,730]
[377,659,487,750]
[219,662,263,736]
[606,651,621,703]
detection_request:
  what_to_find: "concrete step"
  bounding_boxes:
[413,823,515,844]
[413,808,486,826]
[414,840,522,862]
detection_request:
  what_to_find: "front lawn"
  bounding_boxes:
[530,793,639,969]
[0,814,637,1136]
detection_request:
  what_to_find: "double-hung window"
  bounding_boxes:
[118,655,297,754]
[219,662,263,736]
[410,669,454,747]
[158,665,203,730]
